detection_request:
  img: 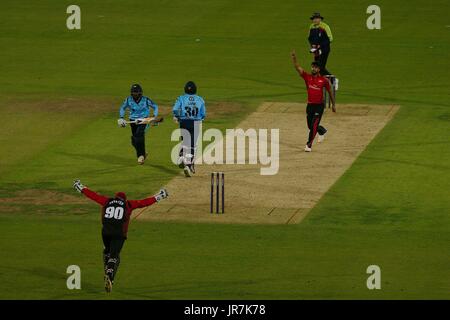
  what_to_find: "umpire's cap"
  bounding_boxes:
[310,12,324,20]
[115,192,127,201]
[184,81,197,95]
[130,83,143,94]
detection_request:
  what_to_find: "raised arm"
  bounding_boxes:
[73,180,109,206]
[128,189,169,210]
[291,50,305,77]
[128,196,157,210]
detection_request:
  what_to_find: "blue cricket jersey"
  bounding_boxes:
[119,96,158,120]
[172,94,206,121]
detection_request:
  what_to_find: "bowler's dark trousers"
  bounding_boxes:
[306,103,327,147]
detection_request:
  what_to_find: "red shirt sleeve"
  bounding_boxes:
[82,188,109,206]
[301,70,308,80]
[128,196,157,210]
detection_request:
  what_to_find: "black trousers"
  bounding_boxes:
[306,103,327,147]
[130,123,147,158]
[102,234,125,281]
[179,119,197,156]
[314,48,331,75]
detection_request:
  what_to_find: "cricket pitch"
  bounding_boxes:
[135,103,399,224]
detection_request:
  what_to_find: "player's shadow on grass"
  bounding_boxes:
[369,140,450,148]
[146,163,179,175]
[58,151,130,166]
[58,151,179,176]
[0,265,101,298]
[358,155,449,171]
[116,278,273,299]
[339,91,450,108]
[234,76,300,90]
[228,91,300,100]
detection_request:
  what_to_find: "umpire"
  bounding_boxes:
[118,84,158,165]
[308,12,333,75]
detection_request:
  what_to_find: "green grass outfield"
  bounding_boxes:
[0,0,449,299]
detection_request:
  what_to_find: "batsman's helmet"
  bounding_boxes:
[130,84,143,95]
[184,81,197,95]
[115,192,127,201]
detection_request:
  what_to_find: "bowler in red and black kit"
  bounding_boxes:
[291,50,335,152]
[73,179,168,293]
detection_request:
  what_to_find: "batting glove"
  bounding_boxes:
[154,188,169,202]
[117,118,127,127]
[73,179,85,193]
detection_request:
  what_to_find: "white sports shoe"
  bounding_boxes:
[177,156,185,168]
[137,156,145,164]
[318,134,325,143]
[183,165,192,177]
[304,145,312,152]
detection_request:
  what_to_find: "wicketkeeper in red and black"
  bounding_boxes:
[73,179,168,293]
[291,50,335,152]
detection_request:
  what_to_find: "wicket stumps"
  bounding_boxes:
[210,172,224,214]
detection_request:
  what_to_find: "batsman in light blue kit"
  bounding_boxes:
[172,81,206,177]
[117,84,158,165]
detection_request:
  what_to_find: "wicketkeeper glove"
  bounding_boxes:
[154,188,169,202]
[73,179,85,193]
[117,118,127,127]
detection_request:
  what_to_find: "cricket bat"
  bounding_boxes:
[126,117,164,126]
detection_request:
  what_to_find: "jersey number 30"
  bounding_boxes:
[104,206,124,220]
[185,106,198,117]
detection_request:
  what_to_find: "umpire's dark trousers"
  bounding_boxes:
[315,48,331,75]
[130,123,147,158]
